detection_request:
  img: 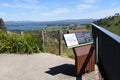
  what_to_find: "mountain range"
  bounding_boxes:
[5,19,97,26]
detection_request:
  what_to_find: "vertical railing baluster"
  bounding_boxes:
[96,36,99,63]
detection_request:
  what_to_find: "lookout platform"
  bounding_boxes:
[0,53,100,80]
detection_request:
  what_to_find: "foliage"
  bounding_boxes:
[94,15,120,36]
[36,26,86,58]
[43,25,86,31]
[0,30,42,54]
[0,18,7,31]
[0,24,86,58]
[62,42,75,58]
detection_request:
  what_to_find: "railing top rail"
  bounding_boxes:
[91,23,120,43]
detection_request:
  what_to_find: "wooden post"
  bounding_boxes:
[20,31,24,35]
[41,30,45,47]
[58,30,62,55]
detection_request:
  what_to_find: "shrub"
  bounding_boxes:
[0,30,42,54]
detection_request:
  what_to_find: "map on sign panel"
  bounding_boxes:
[64,31,94,48]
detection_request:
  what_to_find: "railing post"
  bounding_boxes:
[96,36,99,63]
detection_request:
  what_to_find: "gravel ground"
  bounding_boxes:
[0,53,100,80]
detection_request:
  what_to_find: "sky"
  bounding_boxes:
[0,0,120,21]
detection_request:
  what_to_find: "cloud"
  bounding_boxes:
[71,0,96,4]
[76,4,93,10]
[0,12,6,15]
[41,8,70,17]
[83,7,120,19]
[0,3,10,7]
[112,2,119,6]
[21,0,39,4]
[83,0,96,3]
[0,3,44,10]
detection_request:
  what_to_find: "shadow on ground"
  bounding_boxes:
[45,64,76,77]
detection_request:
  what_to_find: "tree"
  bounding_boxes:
[114,13,120,16]
[0,18,7,31]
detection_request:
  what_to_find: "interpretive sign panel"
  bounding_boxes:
[64,31,93,48]
[64,33,79,48]
[75,32,94,44]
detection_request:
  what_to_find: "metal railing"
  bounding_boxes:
[91,23,120,80]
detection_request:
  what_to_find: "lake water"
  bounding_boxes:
[6,25,47,30]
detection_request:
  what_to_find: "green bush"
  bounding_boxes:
[0,30,42,54]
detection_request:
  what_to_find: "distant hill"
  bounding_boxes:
[94,14,120,36]
[5,19,96,26]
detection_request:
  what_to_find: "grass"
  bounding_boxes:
[0,25,87,59]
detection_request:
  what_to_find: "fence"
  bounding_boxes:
[41,30,72,56]
[91,23,120,80]
[41,30,61,55]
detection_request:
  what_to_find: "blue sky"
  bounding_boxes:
[0,0,120,21]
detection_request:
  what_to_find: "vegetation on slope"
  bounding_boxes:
[94,14,120,36]
[24,25,86,58]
